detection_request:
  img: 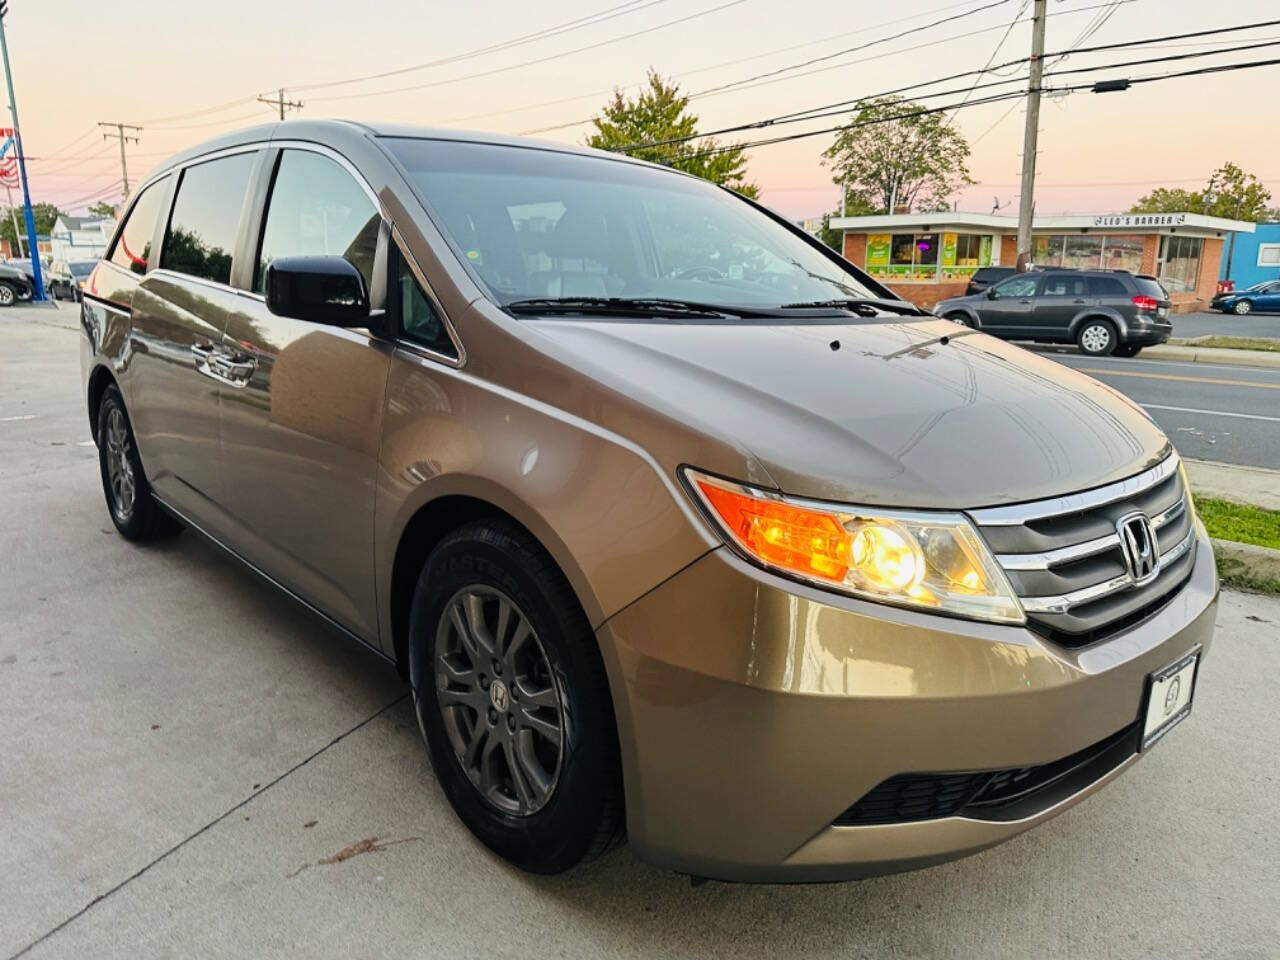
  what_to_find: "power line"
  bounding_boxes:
[306,0,748,104]
[519,0,1137,134]
[671,55,1280,162]
[286,0,674,93]
[615,15,1280,152]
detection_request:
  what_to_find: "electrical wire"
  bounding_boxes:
[306,0,748,104]
[285,0,675,93]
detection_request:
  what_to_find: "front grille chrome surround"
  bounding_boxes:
[968,452,1195,644]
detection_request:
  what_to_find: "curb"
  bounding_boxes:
[1212,539,1280,591]
[1022,342,1280,369]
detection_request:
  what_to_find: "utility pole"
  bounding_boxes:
[258,88,303,121]
[0,0,45,299]
[99,122,141,202]
[1015,0,1047,270]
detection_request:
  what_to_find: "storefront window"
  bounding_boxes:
[1063,235,1104,270]
[1101,234,1144,274]
[939,232,993,280]
[865,231,968,280]
[1034,235,1065,267]
[1159,235,1202,292]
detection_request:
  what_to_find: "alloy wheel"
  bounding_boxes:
[1080,323,1111,354]
[103,407,136,523]
[0,285,14,306]
[435,586,564,817]
[1234,300,1252,315]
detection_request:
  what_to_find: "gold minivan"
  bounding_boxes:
[80,120,1216,882]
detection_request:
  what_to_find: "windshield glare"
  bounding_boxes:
[383,138,879,311]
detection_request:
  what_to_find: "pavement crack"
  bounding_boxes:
[6,694,409,960]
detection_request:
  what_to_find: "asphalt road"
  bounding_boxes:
[1171,310,1280,340]
[3,306,1280,959]
[1045,352,1280,470]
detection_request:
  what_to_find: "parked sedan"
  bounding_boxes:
[0,262,33,305]
[80,120,1215,883]
[1211,279,1280,315]
[48,259,97,301]
[937,269,1172,356]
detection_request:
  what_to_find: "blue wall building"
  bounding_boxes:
[1221,222,1280,288]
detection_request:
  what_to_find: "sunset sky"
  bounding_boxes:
[5,0,1278,221]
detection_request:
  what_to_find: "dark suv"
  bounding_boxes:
[964,265,1017,296]
[937,270,1172,356]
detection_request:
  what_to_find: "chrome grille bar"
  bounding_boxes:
[995,495,1187,572]
[967,453,1180,527]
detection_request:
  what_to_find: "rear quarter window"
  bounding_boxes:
[108,176,170,275]
[1133,277,1167,300]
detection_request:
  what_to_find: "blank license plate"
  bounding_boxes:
[1158,307,1169,318]
[1141,649,1199,750]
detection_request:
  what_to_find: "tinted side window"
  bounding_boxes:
[993,275,1038,298]
[161,152,257,285]
[109,176,169,275]
[255,150,380,294]
[397,253,456,359]
[1041,274,1086,297]
[1088,276,1126,296]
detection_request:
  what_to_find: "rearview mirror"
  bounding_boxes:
[265,255,369,326]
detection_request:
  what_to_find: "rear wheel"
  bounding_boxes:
[1076,319,1117,356]
[408,520,623,874]
[1114,344,1143,358]
[96,385,183,541]
[1234,299,1253,315]
[945,312,972,327]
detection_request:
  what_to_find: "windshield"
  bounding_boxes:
[383,138,881,312]
[70,261,96,277]
[1245,281,1274,292]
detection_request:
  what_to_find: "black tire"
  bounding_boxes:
[1076,318,1118,356]
[408,520,623,874]
[1114,344,1143,358]
[1233,299,1253,316]
[96,385,182,541]
[0,281,16,307]
[945,312,972,327]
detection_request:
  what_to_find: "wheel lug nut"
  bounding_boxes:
[488,708,498,725]
[492,659,502,675]
[479,675,489,689]
[506,714,516,731]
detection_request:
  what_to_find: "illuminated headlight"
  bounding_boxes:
[684,469,1024,625]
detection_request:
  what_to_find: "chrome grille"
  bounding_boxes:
[969,454,1196,644]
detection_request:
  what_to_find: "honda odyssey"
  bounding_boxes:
[79,120,1216,882]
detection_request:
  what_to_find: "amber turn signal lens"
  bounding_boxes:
[695,478,851,582]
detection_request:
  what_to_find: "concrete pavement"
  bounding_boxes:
[3,303,1279,959]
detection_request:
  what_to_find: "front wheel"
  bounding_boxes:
[945,312,972,327]
[1234,299,1253,315]
[408,520,623,874]
[0,282,16,307]
[1077,319,1118,356]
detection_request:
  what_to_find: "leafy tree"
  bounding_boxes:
[588,71,757,197]
[822,96,973,214]
[1130,164,1272,221]
[88,201,117,218]
[1,202,62,256]
[1129,187,1197,214]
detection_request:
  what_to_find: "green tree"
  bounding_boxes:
[1129,187,1197,214]
[822,96,973,214]
[1,202,62,256]
[1130,164,1272,221]
[588,70,757,197]
[88,201,117,218]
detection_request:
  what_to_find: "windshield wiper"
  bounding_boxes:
[504,297,777,319]
[779,297,929,317]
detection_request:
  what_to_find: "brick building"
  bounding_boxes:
[830,211,1254,313]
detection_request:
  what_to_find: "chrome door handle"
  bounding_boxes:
[190,342,215,363]
[209,351,257,384]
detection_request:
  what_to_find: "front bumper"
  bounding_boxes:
[598,523,1217,882]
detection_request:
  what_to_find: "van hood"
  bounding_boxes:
[525,316,1172,510]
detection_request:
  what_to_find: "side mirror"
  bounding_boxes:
[986,287,998,299]
[265,255,369,327]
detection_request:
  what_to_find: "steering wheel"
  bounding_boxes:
[674,265,724,281]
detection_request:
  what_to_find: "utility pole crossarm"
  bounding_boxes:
[99,121,141,202]
[258,88,303,121]
[1016,0,1048,269]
